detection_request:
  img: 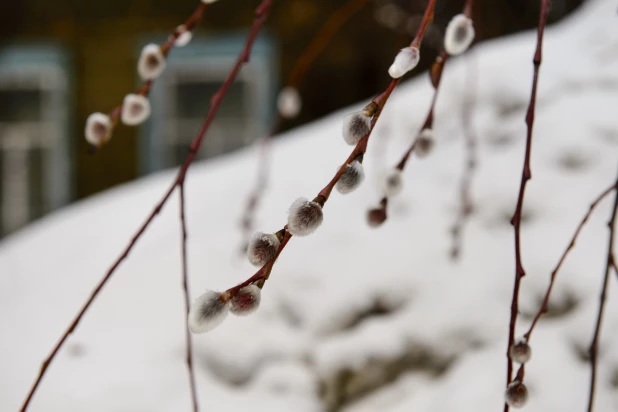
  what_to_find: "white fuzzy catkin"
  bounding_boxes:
[175,25,193,47]
[342,112,371,145]
[230,284,262,316]
[415,128,435,158]
[509,337,532,364]
[380,169,404,197]
[247,232,280,267]
[121,94,151,126]
[505,381,528,409]
[137,43,167,81]
[85,112,111,146]
[388,46,420,79]
[336,160,365,194]
[444,14,475,56]
[201,0,220,3]
[287,197,323,236]
[188,290,230,333]
[277,87,302,118]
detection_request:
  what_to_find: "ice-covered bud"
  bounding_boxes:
[175,25,193,47]
[509,337,532,364]
[388,46,420,79]
[277,87,301,119]
[85,112,112,146]
[230,284,261,316]
[188,290,230,333]
[336,160,365,194]
[380,168,404,197]
[505,381,528,409]
[287,197,324,236]
[342,111,372,145]
[138,43,167,81]
[415,128,435,158]
[121,94,151,126]
[247,232,280,267]
[444,14,475,56]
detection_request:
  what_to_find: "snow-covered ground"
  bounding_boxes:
[2,0,618,410]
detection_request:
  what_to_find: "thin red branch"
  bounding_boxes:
[587,168,618,412]
[239,0,370,252]
[450,53,478,260]
[19,1,275,410]
[179,183,198,412]
[503,1,550,411]
[99,3,208,148]
[223,0,438,296]
[523,181,618,341]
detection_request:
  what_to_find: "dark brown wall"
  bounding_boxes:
[0,0,585,199]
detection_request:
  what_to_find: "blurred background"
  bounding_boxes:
[0,0,586,238]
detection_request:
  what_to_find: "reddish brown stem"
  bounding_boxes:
[523,181,618,341]
[503,1,550,411]
[19,1,275,410]
[450,53,478,260]
[178,183,198,412]
[97,3,208,149]
[226,0,438,296]
[587,168,618,412]
[239,0,370,252]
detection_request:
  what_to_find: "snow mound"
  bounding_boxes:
[2,1,618,410]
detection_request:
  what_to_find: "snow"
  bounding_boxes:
[2,0,618,410]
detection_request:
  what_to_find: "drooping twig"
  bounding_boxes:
[239,0,371,252]
[370,0,475,222]
[19,1,275,410]
[98,3,209,149]
[178,184,198,412]
[450,53,478,260]
[503,1,550,411]
[587,165,618,412]
[222,0,438,298]
[523,181,618,341]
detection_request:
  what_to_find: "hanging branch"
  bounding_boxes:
[18,1,275,410]
[367,0,475,226]
[88,2,209,150]
[239,0,371,253]
[191,0,439,331]
[178,184,198,412]
[450,53,478,260]
[503,1,551,411]
[586,167,618,412]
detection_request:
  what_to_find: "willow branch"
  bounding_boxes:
[503,1,550,411]
[18,1,275,410]
[587,165,618,412]
[239,0,370,253]
[179,183,198,412]
[224,0,438,295]
[100,3,209,149]
[523,181,618,341]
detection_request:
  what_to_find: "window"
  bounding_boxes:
[140,32,277,174]
[0,46,72,237]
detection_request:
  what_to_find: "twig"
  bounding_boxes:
[523,181,618,340]
[503,1,550,411]
[239,0,371,252]
[179,184,198,412]
[371,0,476,221]
[18,1,275,410]
[100,3,209,149]
[222,0,438,297]
[450,53,478,260]
[587,166,618,412]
